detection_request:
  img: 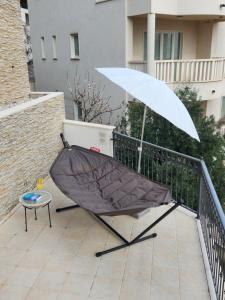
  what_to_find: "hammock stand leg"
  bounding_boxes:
[56,204,80,213]
[95,202,180,257]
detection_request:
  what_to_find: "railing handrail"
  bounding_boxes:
[200,160,225,229]
[129,58,225,64]
[114,132,201,163]
[155,58,225,63]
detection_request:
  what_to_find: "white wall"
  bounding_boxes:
[151,0,178,15]
[63,120,115,157]
[211,22,225,58]
[207,98,222,121]
[178,0,225,16]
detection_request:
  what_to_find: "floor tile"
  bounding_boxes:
[123,253,152,280]
[0,284,29,300]
[66,256,99,276]
[97,258,126,279]
[119,278,151,300]
[180,288,210,300]
[61,273,94,297]
[32,270,68,292]
[150,283,180,300]
[151,265,179,289]
[25,288,59,300]
[0,265,16,285]
[6,266,41,288]
[90,276,121,299]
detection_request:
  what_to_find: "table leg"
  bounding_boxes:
[34,208,37,220]
[24,207,28,232]
[48,203,52,228]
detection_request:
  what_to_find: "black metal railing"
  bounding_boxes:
[113,132,225,300]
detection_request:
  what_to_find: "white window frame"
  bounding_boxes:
[41,36,46,60]
[70,33,80,60]
[52,35,57,60]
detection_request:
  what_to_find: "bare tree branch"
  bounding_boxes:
[67,70,122,123]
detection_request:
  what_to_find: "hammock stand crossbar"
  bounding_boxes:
[56,202,180,257]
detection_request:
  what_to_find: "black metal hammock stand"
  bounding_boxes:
[50,134,181,257]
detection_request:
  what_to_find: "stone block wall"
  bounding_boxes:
[0,92,64,219]
[0,0,30,105]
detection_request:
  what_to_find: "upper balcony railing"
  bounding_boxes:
[113,132,225,300]
[129,58,225,84]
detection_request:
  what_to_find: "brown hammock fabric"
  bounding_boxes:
[50,145,172,216]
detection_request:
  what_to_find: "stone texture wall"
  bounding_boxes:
[0,0,30,105]
[0,93,64,219]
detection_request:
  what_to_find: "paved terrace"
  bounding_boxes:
[0,178,210,300]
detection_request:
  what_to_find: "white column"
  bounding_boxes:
[147,13,156,76]
[126,17,133,66]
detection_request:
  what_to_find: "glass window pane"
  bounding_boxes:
[155,32,161,60]
[74,34,79,56]
[174,32,182,59]
[144,32,147,61]
[163,33,172,60]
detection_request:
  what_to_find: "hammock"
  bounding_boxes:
[50,134,180,257]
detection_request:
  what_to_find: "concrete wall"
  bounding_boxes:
[0,92,64,219]
[151,0,225,16]
[28,0,127,123]
[64,120,115,156]
[206,97,222,121]
[151,0,178,15]
[211,22,225,58]
[197,23,213,59]
[0,0,30,105]
[178,0,225,16]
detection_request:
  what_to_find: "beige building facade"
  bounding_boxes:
[128,0,225,121]
[0,0,30,105]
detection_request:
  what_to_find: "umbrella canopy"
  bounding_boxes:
[96,68,200,141]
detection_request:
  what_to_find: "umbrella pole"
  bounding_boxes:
[137,105,147,173]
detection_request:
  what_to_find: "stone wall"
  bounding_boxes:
[0,0,30,105]
[0,92,64,219]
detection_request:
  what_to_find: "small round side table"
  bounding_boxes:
[19,191,52,231]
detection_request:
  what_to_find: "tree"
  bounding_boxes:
[119,86,225,208]
[67,71,122,124]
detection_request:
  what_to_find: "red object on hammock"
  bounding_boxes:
[90,146,101,153]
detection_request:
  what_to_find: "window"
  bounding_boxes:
[144,32,148,61]
[41,37,46,60]
[52,35,57,60]
[25,13,29,25]
[70,33,80,59]
[156,32,182,60]
[221,97,225,118]
[144,32,182,61]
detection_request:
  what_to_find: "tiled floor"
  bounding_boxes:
[0,178,210,300]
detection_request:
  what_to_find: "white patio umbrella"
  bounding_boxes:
[96,68,200,173]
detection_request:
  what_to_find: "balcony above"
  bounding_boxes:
[129,58,225,84]
[127,0,225,18]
